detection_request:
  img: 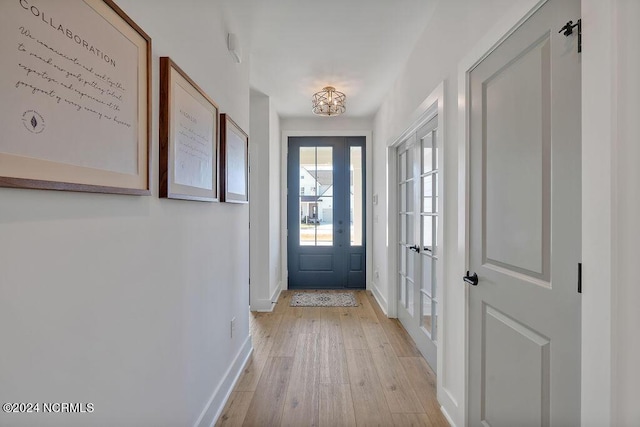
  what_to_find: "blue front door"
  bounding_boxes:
[287,137,365,289]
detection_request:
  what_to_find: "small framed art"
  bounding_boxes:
[220,114,248,203]
[159,57,219,202]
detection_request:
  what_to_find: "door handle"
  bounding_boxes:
[337,229,343,234]
[463,271,479,286]
[409,245,421,253]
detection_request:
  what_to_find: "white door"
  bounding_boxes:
[467,0,581,426]
[397,116,440,370]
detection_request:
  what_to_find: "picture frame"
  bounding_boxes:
[159,57,219,202]
[220,114,249,204]
[0,0,151,195]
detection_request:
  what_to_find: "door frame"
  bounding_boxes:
[280,130,373,292]
[456,1,557,426]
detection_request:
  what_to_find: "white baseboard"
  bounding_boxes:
[250,282,282,312]
[194,335,253,427]
[250,298,275,312]
[270,282,282,305]
[440,404,457,427]
[370,281,388,316]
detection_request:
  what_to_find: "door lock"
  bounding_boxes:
[463,271,479,286]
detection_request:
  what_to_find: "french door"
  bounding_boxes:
[397,116,439,370]
[287,137,365,289]
[467,0,581,425]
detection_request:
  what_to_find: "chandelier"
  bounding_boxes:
[312,86,346,116]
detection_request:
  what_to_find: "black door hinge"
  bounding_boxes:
[578,263,582,293]
[559,19,582,53]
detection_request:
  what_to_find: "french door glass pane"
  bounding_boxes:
[400,183,407,211]
[422,215,434,253]
[432,300,438,339]
[433,172,439,213]
[407,278,414,316]
[421,256,434,298]
[434,216,438,248]
[434,129,439,170]
[407,213,414,244]
[299,146,333,246]
[350,147,363,246]
[400,215,407,244]
[399,275,406,307]
[399,151,407,181]
[421,292,433,338]
[399,246,406,275]
[423,174,433,212]
[422,132,434,173]
[407,250,414,279]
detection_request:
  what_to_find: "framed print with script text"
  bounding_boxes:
[220,114,248,204]
[159,57,219,202]
[0,0,151,195]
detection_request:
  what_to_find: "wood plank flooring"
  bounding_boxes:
[216,290,449,427]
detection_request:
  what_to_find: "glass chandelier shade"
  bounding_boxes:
[312,86,346,116]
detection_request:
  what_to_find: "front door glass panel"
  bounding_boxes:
[299,146,333,246]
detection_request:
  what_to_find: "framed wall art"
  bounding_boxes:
[159,57,219,202]
[220,114,248,204]
[0,0,151,195]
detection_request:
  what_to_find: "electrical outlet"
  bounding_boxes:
[230,317,236,339]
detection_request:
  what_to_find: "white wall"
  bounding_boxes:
[0,1,251,426]
[269,103,282,299]
[582,0,640,426]
[612,2,640,424]
[249,90,282,311]
[249,90,269,310]
[581,0,614,424]
[281,116,373,133]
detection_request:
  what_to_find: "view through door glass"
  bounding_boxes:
[287,137,365,289]
[299,146,333,246]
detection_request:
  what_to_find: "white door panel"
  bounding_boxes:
[468,0,581,425]
[483,305,550,427]
[484,35,550,279]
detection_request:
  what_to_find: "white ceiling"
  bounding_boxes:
[224,0,436,119]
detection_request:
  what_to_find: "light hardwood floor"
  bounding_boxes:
[216,290,450,427]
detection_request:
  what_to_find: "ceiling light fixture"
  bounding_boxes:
[312,86,346,117]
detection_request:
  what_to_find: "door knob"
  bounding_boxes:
[463,271,478,286]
